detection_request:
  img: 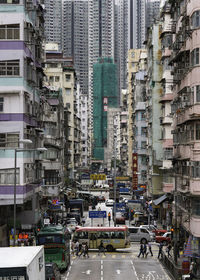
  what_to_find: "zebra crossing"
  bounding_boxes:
[71,251,160,260]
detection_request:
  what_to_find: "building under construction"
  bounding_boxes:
[93,57,119,160]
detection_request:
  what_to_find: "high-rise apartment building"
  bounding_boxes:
[88,0,115,158]
[62,0,88,95]
[132,0,146,49]
[129,0,160,49]
[114,0,129,94]
[146,0,160,29]
[44,0,62,50]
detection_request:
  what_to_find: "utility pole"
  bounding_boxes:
[113,115,117,227]
[174,166,178,265]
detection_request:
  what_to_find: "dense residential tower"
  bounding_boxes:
[88,0,115,159]
[62,0,89,96]
[44,0,62,50]
[114,0,129,94]
[132,0,146,49]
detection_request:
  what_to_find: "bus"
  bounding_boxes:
[36,225,70,271]
[73,226,130,252]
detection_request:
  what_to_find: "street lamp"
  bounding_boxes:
[13,145,47,246]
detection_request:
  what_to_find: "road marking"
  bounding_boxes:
[82,270,91,275]
[116,269,121,274]
[69,265,71,271]
[112,254,116,258]
[122,255,125,258]
[131,261,139,280]
[92,254,96,258]
[101,260,103,280]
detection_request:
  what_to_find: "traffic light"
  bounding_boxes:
[108,212,111,221]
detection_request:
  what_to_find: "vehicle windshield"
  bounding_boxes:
[38,234,64,244]
[45,265,54,274]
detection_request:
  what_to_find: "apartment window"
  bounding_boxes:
[141,127,147,136]
[191,48,199,66]
[192,162,200,178]
[65,88,71,95]
[196,123,200,140]
[141,112,145,120]
[0,0,19,3]
[49,76,53,82]
[0,168,19,184]
[0,60,20,76]
[65,74,71,81]
[141,141,146,149]
[55,76,60,82]
[0,97,4,112]
[191,10,200,29]
[196,85,200,102]
[0,24,20,40]
[0,133,19,147]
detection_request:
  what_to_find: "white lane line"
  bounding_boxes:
[101,260,103,280]
[69,266,71,271]
[131,261,139,280]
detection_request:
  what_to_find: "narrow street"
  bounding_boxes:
[62,246,171,280]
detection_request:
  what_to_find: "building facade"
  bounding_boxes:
[169,0,200,263]
[0,0,45,240]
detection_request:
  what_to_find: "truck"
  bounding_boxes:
[0,246,45,280]
[68,199,84,223]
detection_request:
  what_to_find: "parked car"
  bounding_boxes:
[115,212,126,224]
[65,218,78,231]
[156,232,171,245]
[97,195,106,202]
[105,199,114,207]
[128,227,153,243]
[139,225,156,240]
[45,262,61,280]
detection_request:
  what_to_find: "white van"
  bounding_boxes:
[128,227,153,243]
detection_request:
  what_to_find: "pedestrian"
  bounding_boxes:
[137,243,144,258]
[166,243,172,258]
[153,220,157,228]
[148,242,153,256]
[158,242,163,259]
[143,243,148,258]
[75,240,79,256]
[189,261,197,280]
[84,242,89,258]
[98,240,106,256]
[79,242,86,257]
[71,240,75,256]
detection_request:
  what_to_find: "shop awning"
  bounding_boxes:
[153,194,167,206]
[183,236,193,257]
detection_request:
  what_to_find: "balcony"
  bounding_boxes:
[190,179,200,195]
[173,145,191,159]
[177,104,200,125]
[190,216,200,238]
[42,161,61,170]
